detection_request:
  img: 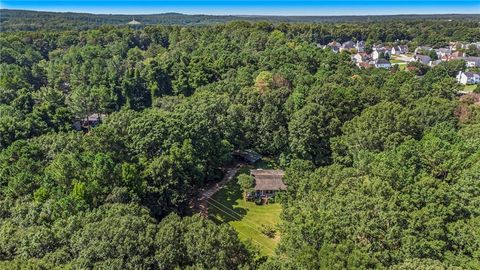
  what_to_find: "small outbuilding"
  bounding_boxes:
[233,149,262,164]
[73,113,106,131]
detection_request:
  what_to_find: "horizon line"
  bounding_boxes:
[3,8,480,17]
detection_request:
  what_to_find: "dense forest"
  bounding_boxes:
[1,14,480,269]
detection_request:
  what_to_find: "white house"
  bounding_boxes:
[372,48,390,60]
[391,45,408,55]
[410,55,432,65]
[435,48,452,58]
[326,41,342,53]
[457,71,480,85]
[352,52,370,63]
[355,41,366,52]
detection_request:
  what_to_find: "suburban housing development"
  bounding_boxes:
[320,40,480,85]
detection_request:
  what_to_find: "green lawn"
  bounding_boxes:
[464,84,477,92]
[255,156,278,169]
[393,64,407,71]
[208,166,282,256]
[390,59,406,64]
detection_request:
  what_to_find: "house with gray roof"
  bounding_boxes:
[326,41,342,53]
[435,48,452,58]
[352,52,371,64]
[372,47,390,60]
[410,54,432,65]
[355,41,366,52]
[391,45,408,55]
[73,113,106,131]
[251,169,287,199]
[341,40,355,51]
[461,57,480,68]
[457,71,480,85]
[374,59,392,69]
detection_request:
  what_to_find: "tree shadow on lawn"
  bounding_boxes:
[255,158,277,170]
[208,180,248,224]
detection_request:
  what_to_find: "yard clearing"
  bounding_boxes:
[208,166,282,256]
[464,84,477,92]
[390,59,405,64]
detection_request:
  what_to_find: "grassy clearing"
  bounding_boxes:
[390,59,406,64]
[464,84,477,92]
[209,166,282,256]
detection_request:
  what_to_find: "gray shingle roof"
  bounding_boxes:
[414,55,431,64]
[375,59,391,65]
[462,72,480,78]
[234,149,262,163]
[342,41,355,49]
[251,170,287,191]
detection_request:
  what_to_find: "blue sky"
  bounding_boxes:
[1,0,479,15]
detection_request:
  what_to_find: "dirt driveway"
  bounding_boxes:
[193,162,244,217]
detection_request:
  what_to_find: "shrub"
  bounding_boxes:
[268,196,275,204]
[260,224,276,238]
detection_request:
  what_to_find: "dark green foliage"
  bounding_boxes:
[474,85,480,94]
[238,174,255,194]
[0,203,252,269]
[155,214,252,269]
[1,18,479,269]
[280,125,480,269]
[260,224,276,238]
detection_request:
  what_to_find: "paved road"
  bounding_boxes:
[194,163,244,218]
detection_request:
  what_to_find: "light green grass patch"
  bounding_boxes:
[390,59,406,64]
[464,84,477,92]
[209,166,282,256]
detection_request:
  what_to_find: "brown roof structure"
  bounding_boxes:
[451,51,465,59]
[251,170,287,191]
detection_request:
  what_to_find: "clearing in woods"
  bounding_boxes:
[208,166,282,256]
